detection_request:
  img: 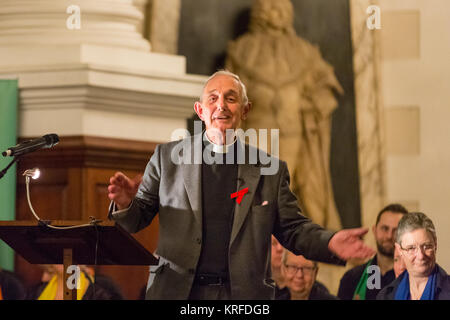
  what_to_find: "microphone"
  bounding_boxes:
[2,134,59,157]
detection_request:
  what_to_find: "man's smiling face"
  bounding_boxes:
[194,73,250,142]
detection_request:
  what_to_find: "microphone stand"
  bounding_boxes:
[0,156,19,180]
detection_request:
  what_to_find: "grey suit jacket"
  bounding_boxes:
[110,133,344,299]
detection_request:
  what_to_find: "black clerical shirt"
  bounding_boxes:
[195,138,238,279]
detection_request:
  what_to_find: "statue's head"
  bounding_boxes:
[250,0,294,34]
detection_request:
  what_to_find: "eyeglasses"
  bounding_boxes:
[399,243,435,256]
[284,264,316,276]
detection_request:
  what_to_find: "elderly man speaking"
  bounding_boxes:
[107,70,374,300]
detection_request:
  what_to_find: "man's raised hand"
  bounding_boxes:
[328,227,375,261]
[107,172,142,210]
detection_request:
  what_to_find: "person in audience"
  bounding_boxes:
[338,204,407,299]
[0,268,26,300]
[28,264,123,300]
[377,212,450,300]
[276,249,337,300]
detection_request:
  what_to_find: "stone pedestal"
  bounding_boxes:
[0,43,205,142]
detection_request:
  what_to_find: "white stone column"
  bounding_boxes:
[0,0,151,51]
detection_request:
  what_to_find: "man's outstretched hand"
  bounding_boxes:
[328,228,375,261]
[108,172,142,210]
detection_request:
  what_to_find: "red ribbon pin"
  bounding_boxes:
[231,187,249,204]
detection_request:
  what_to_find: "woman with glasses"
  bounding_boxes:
[377,212,450,300]
[276,249,338,300]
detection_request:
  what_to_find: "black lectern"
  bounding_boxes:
[0,220,158,300]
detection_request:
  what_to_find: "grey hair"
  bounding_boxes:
[199,70,249,106]
[396,212,437,245]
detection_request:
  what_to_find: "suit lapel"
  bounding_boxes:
[182,133,203,225]
[230,145,261,245]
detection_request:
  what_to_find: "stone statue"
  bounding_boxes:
[226,0,344,230]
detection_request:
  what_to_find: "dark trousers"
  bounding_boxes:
[188,283,231,300]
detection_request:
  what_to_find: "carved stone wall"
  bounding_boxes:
[350,0,386,248]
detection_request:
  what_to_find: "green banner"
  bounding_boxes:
[0,79,18,271]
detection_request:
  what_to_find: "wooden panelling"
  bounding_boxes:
[14,135,160,300]
[17,135,157,170]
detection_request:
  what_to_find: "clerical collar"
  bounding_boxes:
[203,131,237,154]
